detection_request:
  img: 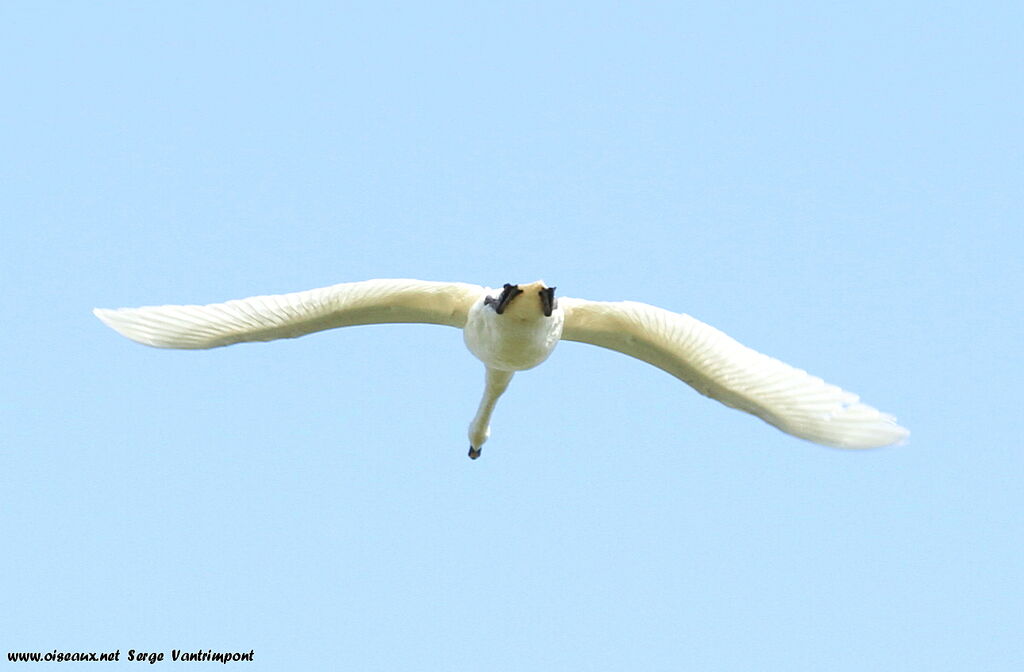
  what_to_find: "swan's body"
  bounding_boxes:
[94,278,908,457]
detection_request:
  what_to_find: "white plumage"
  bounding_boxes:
[94,278,908,456]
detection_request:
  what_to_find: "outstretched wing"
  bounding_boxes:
[94,279,484,349]
[560,297,908,449]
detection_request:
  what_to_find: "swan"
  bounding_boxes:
[93,279,908,458]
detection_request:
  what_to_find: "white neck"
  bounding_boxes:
[468,367,515,450]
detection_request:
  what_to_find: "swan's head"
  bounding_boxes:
[485,281,557,319]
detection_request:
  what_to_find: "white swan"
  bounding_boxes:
[94,279,908,457]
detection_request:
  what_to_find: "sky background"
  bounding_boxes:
[2,2,1022,670]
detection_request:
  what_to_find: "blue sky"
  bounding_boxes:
[2,2,1021,670]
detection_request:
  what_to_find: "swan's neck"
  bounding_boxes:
[467,368,514,458]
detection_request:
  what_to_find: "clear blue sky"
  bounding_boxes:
[2,2,1021,670]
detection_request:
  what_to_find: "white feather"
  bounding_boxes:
[93,279,482,349]
[94,278,909,451]
[560,297,908,449]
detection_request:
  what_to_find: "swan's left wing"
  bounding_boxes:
[94,279,483,349]
[560,297,908,449]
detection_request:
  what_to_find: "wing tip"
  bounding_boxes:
[93,306,167,348]
[778,403,909,450]
[92,306,124,333]
[93,306,127,333]
[825,415,910,450]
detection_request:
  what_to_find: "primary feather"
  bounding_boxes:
[560,297,908,448]
[93,279,481,349]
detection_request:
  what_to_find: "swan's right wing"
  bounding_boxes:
[560,297,908,449]
[94,279,483,349]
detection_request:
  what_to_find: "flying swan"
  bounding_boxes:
[94,279,908,458]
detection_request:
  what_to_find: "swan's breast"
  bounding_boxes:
[463,300,564,371]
